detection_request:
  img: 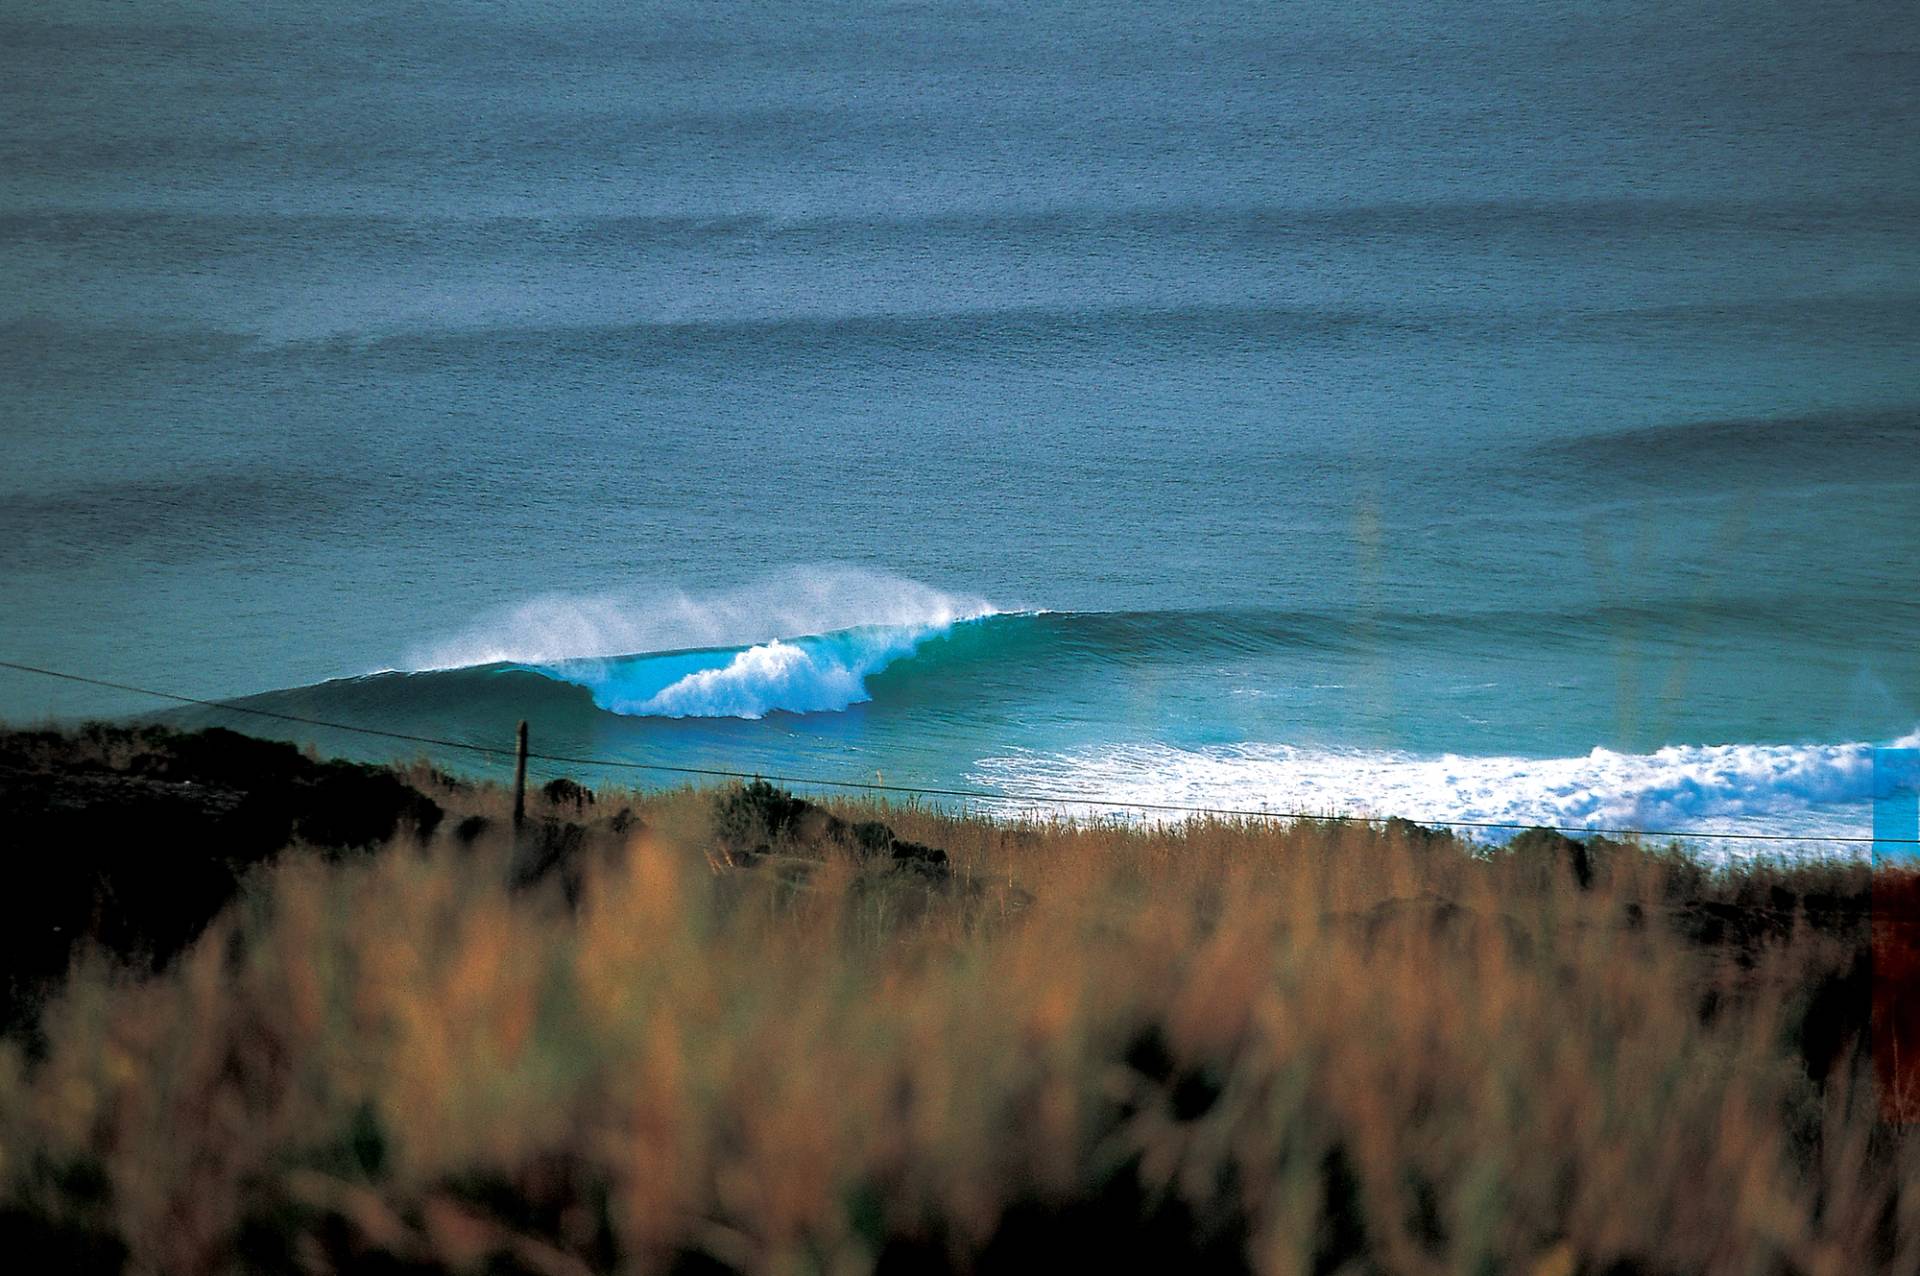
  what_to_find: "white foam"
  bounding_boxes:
[587,625,935,719]
[406,566,997,670]
[969,731,1920,856]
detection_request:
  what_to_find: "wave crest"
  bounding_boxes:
[408,566,996,670]
[550,624,939,719]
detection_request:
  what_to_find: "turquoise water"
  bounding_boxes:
[2,2,1916,847]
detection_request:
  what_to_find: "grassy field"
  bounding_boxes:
[0,726,1915,1274]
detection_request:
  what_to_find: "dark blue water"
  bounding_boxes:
[3,2,1916,846]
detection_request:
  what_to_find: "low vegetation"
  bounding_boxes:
[0,725,1914,1273]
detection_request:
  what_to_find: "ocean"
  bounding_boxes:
[2,1,1916,850]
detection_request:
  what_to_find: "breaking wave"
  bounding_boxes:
[970,734,1920,852]
[531,622,961,719]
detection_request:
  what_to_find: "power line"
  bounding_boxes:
[2,656,1912,847]
[1,660,523,759]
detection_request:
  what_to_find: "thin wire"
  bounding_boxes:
[3,657,1913,846]
[0,660,523,759]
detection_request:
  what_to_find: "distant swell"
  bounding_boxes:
[1546,404,1920,488]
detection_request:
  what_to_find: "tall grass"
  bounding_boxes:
[1,778,1912,1274]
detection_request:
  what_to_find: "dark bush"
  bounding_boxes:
[890,838,948,871]
[1382,816,1457,853]
[0,724,444,1032]
[1506,826,1597,890]
[712,779,811,854]
[542,776,594,809]
[850,820,897,857]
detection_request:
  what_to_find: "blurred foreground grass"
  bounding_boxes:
[0,726,1915,1274]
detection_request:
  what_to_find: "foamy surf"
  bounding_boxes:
[969,733,1920,856]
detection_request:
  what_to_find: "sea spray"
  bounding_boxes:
[407,566,997,670]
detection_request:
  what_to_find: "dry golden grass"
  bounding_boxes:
[1,775,1914,1275]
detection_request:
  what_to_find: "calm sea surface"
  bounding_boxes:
[3,1,1917,846]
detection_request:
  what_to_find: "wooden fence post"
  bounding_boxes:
[512,720,529,829]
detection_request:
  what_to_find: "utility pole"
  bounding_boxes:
[512,719,529,830]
